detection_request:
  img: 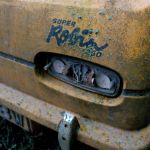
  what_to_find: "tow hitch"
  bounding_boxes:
[58,112,79,150]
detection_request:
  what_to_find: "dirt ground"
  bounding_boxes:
[0,117,96,150]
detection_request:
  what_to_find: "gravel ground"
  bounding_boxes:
[0,117,96,150]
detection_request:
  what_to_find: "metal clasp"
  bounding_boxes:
[58,112,79,150]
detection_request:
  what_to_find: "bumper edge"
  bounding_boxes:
[0,83,149,150]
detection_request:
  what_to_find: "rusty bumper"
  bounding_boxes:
[0,83,149,150]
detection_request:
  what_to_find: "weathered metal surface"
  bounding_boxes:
[0,0,150,149]
[1,53,150,131]
[58,112,79,150]
[0,83,150,150]
[0,0,150,89]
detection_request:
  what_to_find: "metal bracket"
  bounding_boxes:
[58,112,80,150]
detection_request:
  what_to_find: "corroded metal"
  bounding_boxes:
[0,83,150,150]
[58,112,79,150]
[0,0,150,89]
[0,0,150,149]
[0,104,35,132]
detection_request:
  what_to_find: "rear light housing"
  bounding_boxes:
[35,53,122,97]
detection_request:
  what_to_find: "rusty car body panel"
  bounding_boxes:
[0,0,150,149]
